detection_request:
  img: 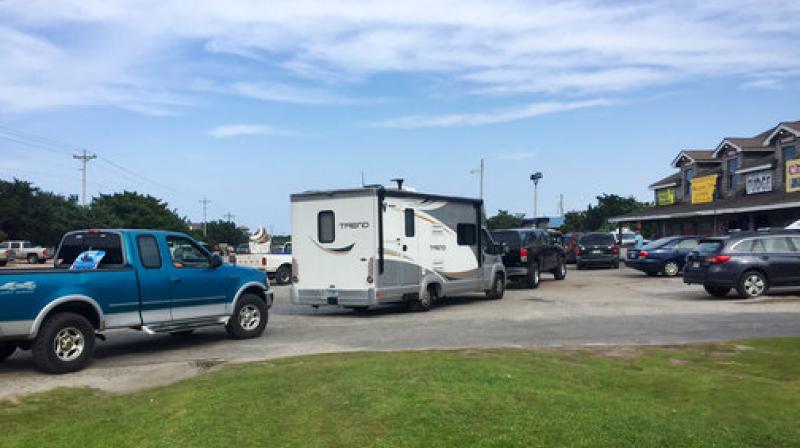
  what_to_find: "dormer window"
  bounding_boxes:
[784,146,797,164]
[684,167,694,195]
[727,158,738,190]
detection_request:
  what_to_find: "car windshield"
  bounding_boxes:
[580,234,615,246]
[696,240,725,255]
[491,231,522,249]
[642,237,676,250]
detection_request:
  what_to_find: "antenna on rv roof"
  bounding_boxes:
[390,178,404,190]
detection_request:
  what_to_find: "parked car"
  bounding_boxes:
[1,240,49,264]
[684,230,800,299]
[625,236,701,277]
[563,232,583,264]
[575,232,620,269]
[0,229,273,373]
[0,245,11,267]
[491,228,567,288]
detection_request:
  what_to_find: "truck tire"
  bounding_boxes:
[32,312,96,374]
[526,262,540,289]
[226,294,268,339]
[275,265,292,285]
[553,258,567,280]
[0,342,16,362]
[485,274,505,300]
[27,254,39,264]
[409,286,436,312]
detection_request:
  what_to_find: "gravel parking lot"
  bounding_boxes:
[2,265,800,399]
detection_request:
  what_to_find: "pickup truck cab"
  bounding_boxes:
[0,229,273,373]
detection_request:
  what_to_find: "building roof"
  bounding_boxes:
[610,190,800,223]
[735,154,776,174]
[671,150,718,168]
[648,172,681,190]
[762,120,800,146]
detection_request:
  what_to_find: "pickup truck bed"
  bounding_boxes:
[0,229,273,373]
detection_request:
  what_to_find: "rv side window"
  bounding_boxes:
[404,208,415,237]
[318,211,335,243]
[457,223,477,245]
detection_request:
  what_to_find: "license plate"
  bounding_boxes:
[628,252,636,259]
[592,250,602,254]
[692,262,700,268]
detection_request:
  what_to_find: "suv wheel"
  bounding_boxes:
[662,261,680,277]
[0,342,16,362]
[737,271,768,299]
[704,285,731,298]
[553,258,567,280]
[485,274,505,300]
[526,262,541,289]
[32,312,96,373]
[226,294,268,339]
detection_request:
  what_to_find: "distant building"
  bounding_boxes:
[521,216,565,229]
[611,120,800,237]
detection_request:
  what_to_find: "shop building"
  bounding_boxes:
[611,120,800,236]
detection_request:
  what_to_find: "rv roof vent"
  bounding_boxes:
[390,178,404,190]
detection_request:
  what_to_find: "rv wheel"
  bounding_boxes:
[485,274,505,300]
[409,286,436,312]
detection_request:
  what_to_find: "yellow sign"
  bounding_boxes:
[787,160,800,193]
[656,188,675,206]
[691,174,717,204]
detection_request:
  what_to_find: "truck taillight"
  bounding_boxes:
[709,255,731,265]
[291,257,298,283]
[576,246,582,256]
[367,256,375,284]
[261,257,267,267]
[520,248,528,263]
[612,245,620,254]
[43,248,48,257]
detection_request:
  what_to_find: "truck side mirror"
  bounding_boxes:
[210,253,223,268]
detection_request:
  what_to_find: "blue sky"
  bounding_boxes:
[1,0,799,234]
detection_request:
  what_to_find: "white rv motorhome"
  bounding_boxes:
[290,186,506,311]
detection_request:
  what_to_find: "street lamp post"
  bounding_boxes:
[470,159,485,199]
[530,172,543,228]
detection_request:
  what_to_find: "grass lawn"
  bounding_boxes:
[2,338,800,447]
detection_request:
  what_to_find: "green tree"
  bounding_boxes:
[487,210,524,230]
[560,211,586,232]
[89,191,189,232]
[203,220,248,247]
[583,194,650,231]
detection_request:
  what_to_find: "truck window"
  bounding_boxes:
[137,235,162,269]
[22,241,32,248]
[167,236,210,269]
[0,242,8,249]
[56,232,125,268]
[318,211,335,243]
[457,223,477,246]
[404,208,415,237]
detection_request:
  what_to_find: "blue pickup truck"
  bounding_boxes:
[0,229,273,373]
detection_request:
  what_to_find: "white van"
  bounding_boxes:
[290,186,506,311]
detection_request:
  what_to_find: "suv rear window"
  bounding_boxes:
[579,234,615,246]
[491,231,522,249]
[56,232,125,268]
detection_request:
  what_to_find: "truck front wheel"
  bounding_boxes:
[32,312,96,374]
[27,254,39,264]
[275,265,292,285]
[0,342,16,362]
[226,294,268,339]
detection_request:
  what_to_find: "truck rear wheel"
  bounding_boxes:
[32,312,96,374]
[0,342,16,362]
[275,265,292,285]
[553,258,567,280]
[226,294,268,339]
[526,262,541,289]
[27,254,39,264]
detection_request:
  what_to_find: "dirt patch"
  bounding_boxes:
[669,358,690,366]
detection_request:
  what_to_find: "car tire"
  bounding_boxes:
[526,262,541,289]
[32,312,96,374]
[553,258,567,280]
[409,286,436,311]
[485,274,505,300]
[704,285,731,298]
[226,293,268,339]
[736,271,768,299]
[646,271,659,277]
[662,261,680,277]
[0,342,16,362]
[27,254,39,264]
[275,265,292,285]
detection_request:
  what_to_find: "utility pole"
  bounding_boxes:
[530,172,543,228]
[558,194,564,216]
[199,197,211,237]
[73,149,97,206]
[470,159,485,199]
[223,212,235,223]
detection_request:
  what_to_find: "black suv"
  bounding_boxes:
[491,228,567,288]
[684,230,800,299]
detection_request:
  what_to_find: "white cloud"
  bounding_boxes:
[372,99,608,128]
[740,78,783,90]
[209,124,289,138]
[498,151,537,161]
[1,1,799,114]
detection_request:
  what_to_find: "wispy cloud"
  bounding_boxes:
[209,124,290,138]
[740,78,783,90]
[372,99,608,129]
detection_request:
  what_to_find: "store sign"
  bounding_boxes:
[787,160,800,193]
[691,174,717,204]
[656,188,675,206]
[745,171,773,194]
